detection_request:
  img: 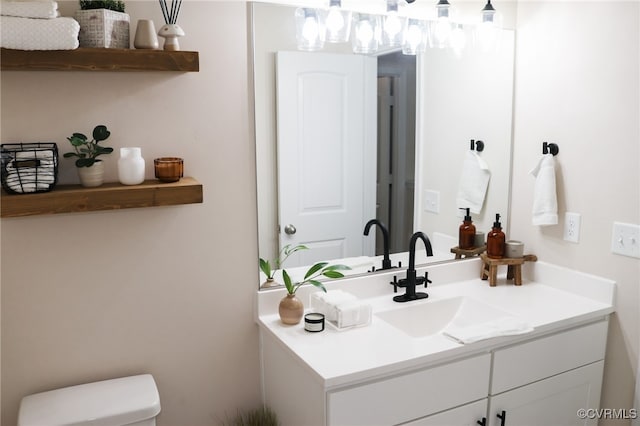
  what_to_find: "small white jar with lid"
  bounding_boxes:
[118,147,145,185]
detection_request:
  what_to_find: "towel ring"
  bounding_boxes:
[470,139,485,152]
[543,142,559,156]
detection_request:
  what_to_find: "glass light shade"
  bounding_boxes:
[431,0,452,49]
[352,13,381,54]
[295,8,326,51]
[473,0,503,52]
[401,18,428,55]
[325,0,352,43]
[381,0,404,47]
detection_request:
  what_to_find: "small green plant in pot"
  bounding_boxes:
[259,243,307,288]
[64,124,113,187]
[278,260,350,325]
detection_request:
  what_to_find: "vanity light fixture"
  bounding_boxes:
[295,7,326,51]
[381,0,404,48]
[325,0,351,43]
[352,13,381,54]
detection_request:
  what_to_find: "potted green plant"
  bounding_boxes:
[259,243,307,288]
[64,124,114,187]
[278,261,350,325]
[76,0,129,49]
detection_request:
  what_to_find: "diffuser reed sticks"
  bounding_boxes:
[159,0,182,24]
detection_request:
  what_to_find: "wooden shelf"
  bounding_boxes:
[1,177,203,217]
[1,48,199,72]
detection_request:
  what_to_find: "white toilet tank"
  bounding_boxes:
[17,374,161,426]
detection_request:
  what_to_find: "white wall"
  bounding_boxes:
[1,2,260,425]
[512,2,639,420]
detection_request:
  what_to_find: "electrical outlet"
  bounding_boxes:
[563,212,581,243]
[611,222,640,258]
[424,190,440,213]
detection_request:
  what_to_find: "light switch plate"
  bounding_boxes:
[424,190,440,213]
[611,222,640,258]
[563,212,581,243]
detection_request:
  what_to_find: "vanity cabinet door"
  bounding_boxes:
[487,361,603,426]
[403,399,488,426]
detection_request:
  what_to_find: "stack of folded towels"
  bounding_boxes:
[310,290,372,329]
[3,150,56,193]
[1,0,79,50]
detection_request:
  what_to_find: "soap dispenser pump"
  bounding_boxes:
[487,213,506,258]
[458,208,476,250]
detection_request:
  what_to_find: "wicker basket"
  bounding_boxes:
[1,143,58,194]
[75,9,130,49]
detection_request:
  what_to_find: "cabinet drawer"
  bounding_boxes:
[491,320,608,395]
[327,353,491,426]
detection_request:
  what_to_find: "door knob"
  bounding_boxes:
[284,224,297,235]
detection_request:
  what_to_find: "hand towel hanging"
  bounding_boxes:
[456,150,491,214]
[529,153,558,226]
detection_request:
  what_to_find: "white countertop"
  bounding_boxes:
[256,258,615,388]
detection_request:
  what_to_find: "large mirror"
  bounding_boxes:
[252,1,516,287]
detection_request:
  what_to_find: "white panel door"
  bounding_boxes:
[276,51,376,267]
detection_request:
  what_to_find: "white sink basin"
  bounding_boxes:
[375,296,513,338]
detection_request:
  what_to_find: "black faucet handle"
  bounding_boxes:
[414,272,431,288]
[389,275,399,293]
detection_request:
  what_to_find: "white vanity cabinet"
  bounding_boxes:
[260,319,608,426]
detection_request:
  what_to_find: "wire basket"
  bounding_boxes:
[1,143,58,194]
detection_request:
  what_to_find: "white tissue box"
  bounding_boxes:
[310,290,372,330]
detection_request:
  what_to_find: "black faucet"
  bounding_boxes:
[363,219,393,271]
[392,231,434,303]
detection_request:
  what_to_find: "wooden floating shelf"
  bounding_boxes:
[1,48,199,72]
[1,177,203,218]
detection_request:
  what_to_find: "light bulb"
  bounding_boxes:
[295,8,325,51]
[324,0,351,43]
[326,7,345,34]
[352,13,380,54]
[303,16,320,42]
[383,13,402,45]
[450,24,466,56]
[402,18,426,55]
[356,20,374,44]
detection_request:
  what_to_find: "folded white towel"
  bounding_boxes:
[456,150,491,214]
[15,150,55,160]
[529,154,558,226]
[5,169,55,184]
[1,1,59,19]
[1,15,79,50]
[443,316,533,344]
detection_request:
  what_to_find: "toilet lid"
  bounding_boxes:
[17,374,161,426]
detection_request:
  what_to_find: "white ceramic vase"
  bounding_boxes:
[77,161,104,187]
[118,147,145,185]
[134,19,159,49]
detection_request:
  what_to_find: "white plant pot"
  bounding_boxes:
[77,161,105,188]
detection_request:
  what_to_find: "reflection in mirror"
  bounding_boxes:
[252,1,516,288]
